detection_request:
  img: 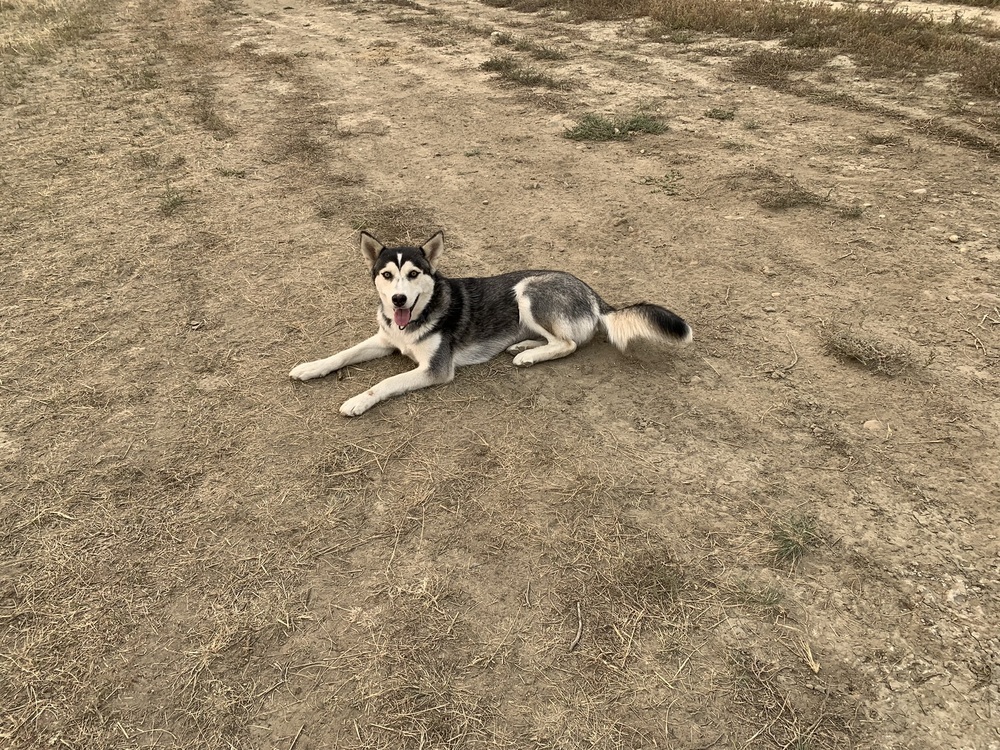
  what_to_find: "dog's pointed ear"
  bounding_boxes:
[421,232,444,270]
[360,232,384,268]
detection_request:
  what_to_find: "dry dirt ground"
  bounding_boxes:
[3,0,1000,748]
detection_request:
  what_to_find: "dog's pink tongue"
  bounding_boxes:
[394,307,411,328]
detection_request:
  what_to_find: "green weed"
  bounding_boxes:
[706,107,736,121]
[771,513,822,566]
[158,184,187,216]
[563,112,666,141]
[479,54,568,89]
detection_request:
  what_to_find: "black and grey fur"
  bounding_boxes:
[289,231,692,416]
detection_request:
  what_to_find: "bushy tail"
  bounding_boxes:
[602,303,692,351]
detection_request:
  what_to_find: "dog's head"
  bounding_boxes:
[360,231,443,330]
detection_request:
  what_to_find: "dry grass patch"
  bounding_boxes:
[0,0,110,58]
[492,30,568,59]
[726,647,858,748]
[728,166,826,211]
[158,183,187,216]
[824,326,925,376]
[479,0,1000,98]
[479,53,569,89]
[863,130,906,147]
[514,37,567,60]
[933,0,1000,6]
[339,569,505,748]
[192,92,236,138]
[564,111,667,140]
[731,47,832,88]
[726,578,785,613]
[346,200,439,242]
[770,512,822,568]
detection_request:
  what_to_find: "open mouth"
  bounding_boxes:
[393,295,418,329]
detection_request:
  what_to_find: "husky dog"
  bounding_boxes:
[289,232,692,416]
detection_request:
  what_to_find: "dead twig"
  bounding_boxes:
[782,333,799,370]
[569,601,583,652]
[963,328,988,357]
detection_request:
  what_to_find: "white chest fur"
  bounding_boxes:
[381,320,440,365]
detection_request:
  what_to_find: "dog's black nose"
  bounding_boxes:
[391,294,407,308]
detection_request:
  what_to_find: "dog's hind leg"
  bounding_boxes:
[512,338,577,366]
[514,339,576,367]
[511,278,595,366]
[507,339,546,354]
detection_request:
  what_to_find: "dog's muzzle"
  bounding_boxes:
[392,294,418,329]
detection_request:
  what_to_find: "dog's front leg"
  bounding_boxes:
[289,333,394,381]
[340,365,454,417]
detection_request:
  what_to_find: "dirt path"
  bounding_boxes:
[2,1,999,748]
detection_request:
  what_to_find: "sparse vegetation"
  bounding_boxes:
[757,184,825,210]
[730,579,785,611]
[131,150,161,169]
[729,166,826,210]
[514,37,568,60]
[731,48,833,87]
[771,513,822,566]
[479,53,568,88]
[192,93,235,138]
[824,327,924,376]
[563,111,667,140]
[158,183,187,215]
[640,170,683,194]
[0,0,109,59]
[491,30,568,59]
[723,139,750,151]
[348,200,438,241]
[706,107,736,121]
[478,0,1000,98]
[864,131,906,146]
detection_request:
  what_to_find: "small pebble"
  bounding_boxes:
[949,234,960,243]
[763,305,777,313]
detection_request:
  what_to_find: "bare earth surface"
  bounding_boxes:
[3,1,1000,748]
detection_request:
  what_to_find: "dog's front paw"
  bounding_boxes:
[340,391,377,417]
[289,359,336,381]
[512,351,538,367]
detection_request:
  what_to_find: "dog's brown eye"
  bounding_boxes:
[407,270,420,279]
[381,271,392,280]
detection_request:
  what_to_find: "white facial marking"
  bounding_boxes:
[372,258,435,329]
